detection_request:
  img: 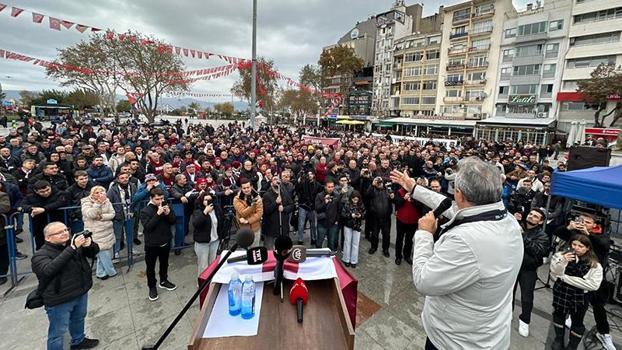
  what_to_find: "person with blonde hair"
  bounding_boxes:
[81,185,117,280]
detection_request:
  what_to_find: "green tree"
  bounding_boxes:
[278,89,317,123]
[299,64,322,91]
[65,89,100,110]
[318,45,364,95]
[188,102,200,116]
[19,90,38,108]
[231,57,278,112]
[214,102,234,116]
[577,64,622,127]
[32,90,68,106]
[116,100,132,113]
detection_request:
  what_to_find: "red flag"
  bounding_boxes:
[197,51,202,59]
[183,48,189,56]
[128,35,137,43]
[118,33,126,41]
[127,93,138,106]
[175,47,181,55]
[0,49,5,59]
[204,52,210,59]
[76,24,88,33]
[105,31,115,40]
[190,49,195,58]
[0,4,7,13]
[11,7,23,17]
[49,17,61,31]
[32,13,44,23]
[61,20,74,29]
[91,27,102,32]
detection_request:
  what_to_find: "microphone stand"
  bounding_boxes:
[142,242,240,350]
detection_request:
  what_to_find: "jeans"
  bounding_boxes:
[145,244,170,288]
[512,268,537,323]
[113,220,125,254]
[96,249,117,278]
[316,224,339,251]
[371,216,391,252]
[195,241,219,276]
[589,281,611,334]
[297,207,316,242]
[45,292,88,350]
[252,229,261,247]
[395,220,416,260]
[342,226,360,264]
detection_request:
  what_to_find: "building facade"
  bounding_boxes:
[478,0,571,144]
[436,0,516,120]
[556,0,622,132]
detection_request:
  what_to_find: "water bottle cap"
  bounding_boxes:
[244,275,253,281]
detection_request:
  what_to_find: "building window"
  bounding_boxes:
[443,105,466,114]
[475,3,495,15]
[472,20,493,33]
[549,20,564,31]
[469,55,488,67]
[517,21,547,36]
[541,84,554,95]
[515,44,543,57]
[421,97,436,105]
[405,52,424,62]
[426,50,440,60]
[505,28,517,38]
[448,58,465,65]
[500,67,512,78]
[563,81,578,90]
[447,74,464,82]
[404,67,422,77]
[425,65,438,75]
[561,102,589,111]
[401,97,420,105]
[447,90,462,97]
[573,7,622,24]
[428,35,441,45]
[545,43,559,58]
[468,72,486,81]
[422,80,437,90]
[471,39,491,50]
[543,64,556,78]
[513,64,541,76]
[571,32,621,47]
[453,8,471,22]
[465,90,485,100]
[403,82,420,91]
[499,86,509,95]
[511,84,539,94]
[567,55,616,68]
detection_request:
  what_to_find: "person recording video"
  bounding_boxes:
[262,175,294,249]
[363,176,392,257]
[233,178,263,247]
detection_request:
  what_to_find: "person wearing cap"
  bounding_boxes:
[132,174,169,205]
[512,208,549,338]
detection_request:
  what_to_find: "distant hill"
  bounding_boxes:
[2,90,248,111]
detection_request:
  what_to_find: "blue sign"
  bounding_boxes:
[47,99,58,105]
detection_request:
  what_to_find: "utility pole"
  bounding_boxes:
[250,0,257,130]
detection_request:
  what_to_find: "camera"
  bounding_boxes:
[385,182,394,194]
[76,230,92,239]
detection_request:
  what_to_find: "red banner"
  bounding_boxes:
[301,135,341,149]
[32,13,44,23]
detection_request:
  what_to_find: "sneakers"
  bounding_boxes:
[159,280,177,291]
[518,319,529,337]
[15,251,28,260]
[148,287,159,301]
[596,333,617,350]
[70,337,99,349]
[395,257,402,265]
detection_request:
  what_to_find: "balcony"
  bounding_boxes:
[502,56,514,63]
[444,96,464,103]
[452,14,471,25]
[498,93,509,100]
[465,96,486,102]
[472,9,495,20]
[465,79,487,86]
[467,63,489,69]
[448,48,468,56]
[470,27,494,37]
[469,45,491,53]
[446,63,465,71]
[500,74,511,81]
[515,32,548,43]
[444,80,464,87]
[450,32,469,40]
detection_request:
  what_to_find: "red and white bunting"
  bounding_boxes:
[91,27,102,32]
[32,12,44,24]
[0,4,7,13]
[183,48,189,57]
[75,24,88,33]
[11,7,24,17]
[49,17,61,31]
[61,20,74,29]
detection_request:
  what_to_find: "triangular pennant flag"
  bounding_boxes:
[183,48,189,56]
[190,49,195,58]
[91,27,101,32]
[76,24,88,33]
[105,31,115,40]
[10,7,23,17]
[0,4,7,13]
[175,47,181,55]
[49,17,61,31]
[205,52,210,59]
[0,49,5,59]
[118,33,126,41]
[32,13,44,24]
[128,35,137,43]
[197,51,202,59]
[61,20,74,29]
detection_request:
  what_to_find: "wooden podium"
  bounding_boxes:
[188,278,355,350]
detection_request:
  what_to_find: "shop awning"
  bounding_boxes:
[477,117,556,127]
[336,120,365,125]
[381,117,477,127]
[557,92,621,102]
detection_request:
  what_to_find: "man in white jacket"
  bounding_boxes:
[391,157,524,350]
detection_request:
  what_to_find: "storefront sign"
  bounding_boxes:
[509,95,536,105]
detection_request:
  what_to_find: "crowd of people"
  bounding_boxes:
[0,116,616,349]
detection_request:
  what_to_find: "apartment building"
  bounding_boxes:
[556,0,622,132]
[478,0,571,144]
[436,0,516,120]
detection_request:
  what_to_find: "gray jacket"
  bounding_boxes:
[411,186,523,350]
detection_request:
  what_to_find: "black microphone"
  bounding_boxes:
[274,235,293,299]
[432,198,452,219]
[227,246,268,265]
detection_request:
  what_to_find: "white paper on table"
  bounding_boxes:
[203,282,264,338]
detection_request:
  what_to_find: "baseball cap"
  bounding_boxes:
[145,173,157,181]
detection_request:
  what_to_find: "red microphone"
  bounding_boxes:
[289,278,308,323]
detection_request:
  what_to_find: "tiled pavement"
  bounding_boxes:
[1,218,621,350]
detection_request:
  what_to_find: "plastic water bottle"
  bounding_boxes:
[241,275,256,319]
[228,273,242,316]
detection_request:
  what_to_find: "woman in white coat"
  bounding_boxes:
[81,186,117,280]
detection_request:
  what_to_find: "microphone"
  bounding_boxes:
[432,197,452,219]
[287,246,335,263]
[274,235,293,299]
[226,246,268,265]
[289,278,308,323]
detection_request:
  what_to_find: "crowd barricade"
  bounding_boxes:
[1,212,25,295]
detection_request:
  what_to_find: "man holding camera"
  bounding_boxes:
[554,213,615,350]
[140,188,177,302]
[364,176,393,257]
[315,180,341,251]
[32,222,100,350]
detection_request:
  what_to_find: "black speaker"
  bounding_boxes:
[567,146,611,171]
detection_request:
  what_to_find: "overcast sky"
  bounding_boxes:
[0,0,530,101]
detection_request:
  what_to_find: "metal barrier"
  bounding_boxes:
[2,212,27,295]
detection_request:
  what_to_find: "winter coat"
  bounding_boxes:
[107,182,138,221]
[364,183,392,220]
[520,225,549,271]
[32,241,99,307]
[315,190,341,227]
[295,179,322,210]
[28,172,69,193]
[139,203,176,247]
[411,185,523,350]
[80,196,116,251]
[87,165,114,189]
[233,193,263,232]
[262,187,295,237]
[549,252,602,292]
[190,208,223,243]
[0,192,12,245]
[340,201,365,232]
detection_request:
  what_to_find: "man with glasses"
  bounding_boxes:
[32,222,100,350]
[22,181,67,249]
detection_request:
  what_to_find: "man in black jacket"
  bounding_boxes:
[108,172,139,255]
[66,171,94,234]
[364,176,393,257]
[140,188,177,301]
[262,175,295,249]
[554,213,615,349]
[28,161,69,193]
[31,221,100,349]
[512,208,548,338]
[295,170,321,245]
[0,192,12,285]
[314,180,341,251]
[22,180,67,250]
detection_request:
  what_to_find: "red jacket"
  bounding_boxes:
[395,188,421,225]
